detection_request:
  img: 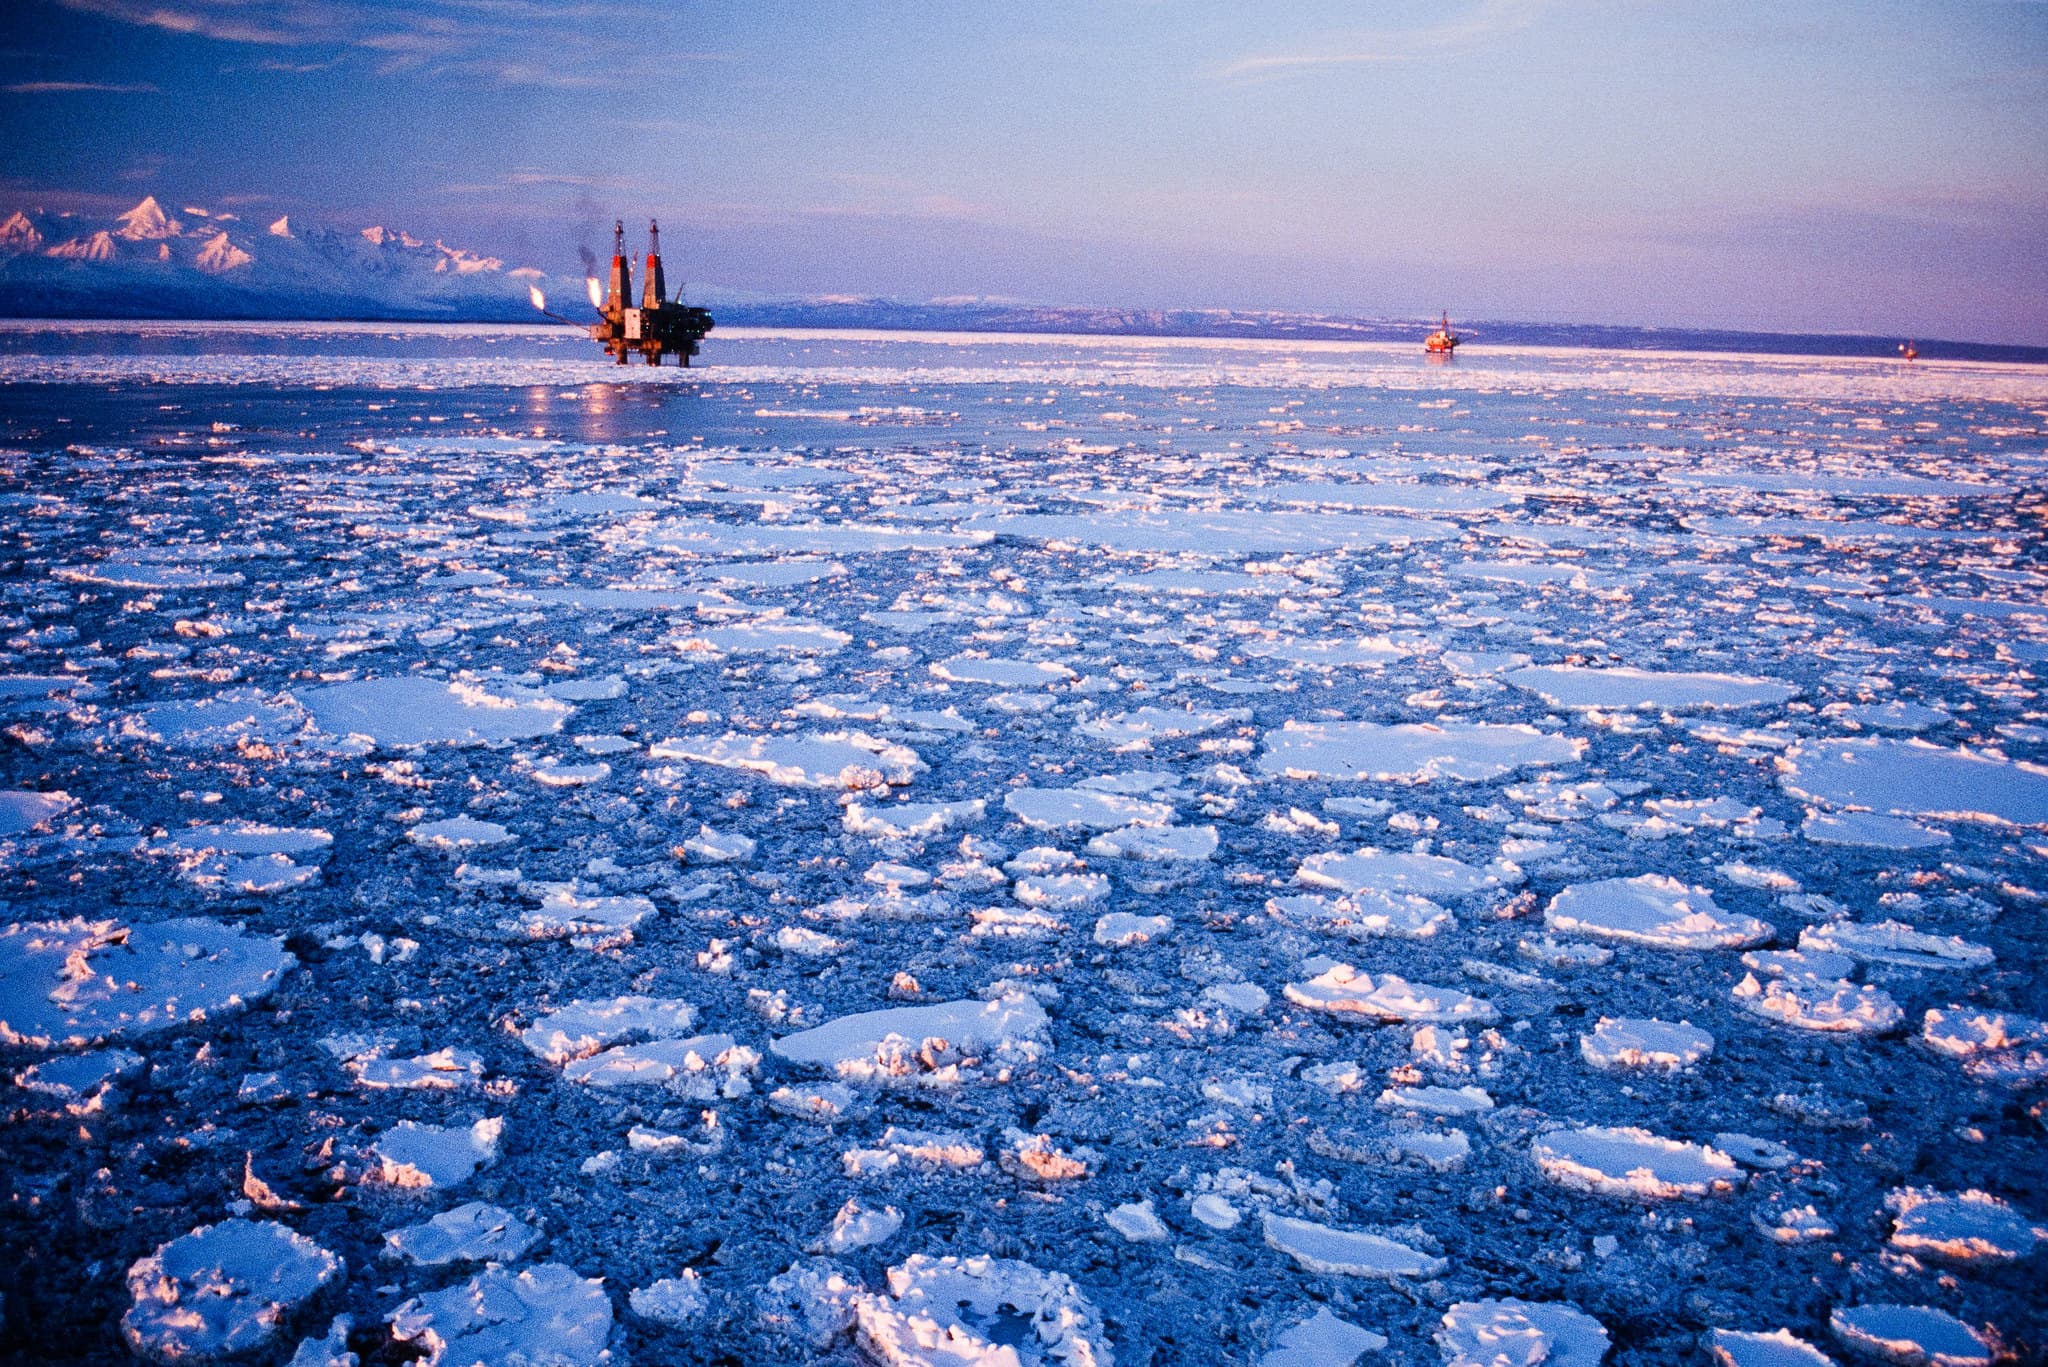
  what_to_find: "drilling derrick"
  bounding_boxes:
[588,218,714,366]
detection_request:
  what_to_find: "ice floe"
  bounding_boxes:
[1284,962,1496,1024]
[1259,719,1582,782]
[1531,1125,1742,1199]
[0,917,292,1048]
[1437,1299,1609,1367]
[1827,1304,1993,1367]
[1884,1187,2044,1265]
[383,1201,540,1266]
[296,675,569,747]
[770,994,1050,1087]
[852,1253,1113,1367]
[123,1220,342,1363]
[652,730,925,788]
[1797,921,1993,971]
[1261,1214,1447,1278]
[1780,738,2048,827]
[1505,664,1797,711]
[1544,874,1773,950]
[1579,1017,1715,1072]
[366,1117,503,1190]
[389,1263,613,1366]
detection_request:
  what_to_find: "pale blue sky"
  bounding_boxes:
[4,1,2045,340]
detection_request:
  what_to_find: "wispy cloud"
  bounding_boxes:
[1220,0,1546,79]
[48,0,723,87]
[4,79,159,93]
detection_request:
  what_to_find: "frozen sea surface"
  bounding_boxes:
[1,323,2044,1364]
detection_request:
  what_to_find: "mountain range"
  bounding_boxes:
[4,197,2042,364]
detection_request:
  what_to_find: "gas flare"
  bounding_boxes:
[586,277,603,310]
[528,284,546,312]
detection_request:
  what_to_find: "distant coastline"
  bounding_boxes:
[3,302,2045,366]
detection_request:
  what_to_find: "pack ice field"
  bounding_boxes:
[1,325,2045,1367]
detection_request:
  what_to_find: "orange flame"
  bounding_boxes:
[528,284,546,312]
[586,277,603,310]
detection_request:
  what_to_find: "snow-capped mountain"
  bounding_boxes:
[0,196,544,321]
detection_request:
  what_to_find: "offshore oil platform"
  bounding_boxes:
[585,219,713,365]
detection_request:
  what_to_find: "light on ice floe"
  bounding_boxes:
[770,994,1049,1087]
[1702,1328,1838,1367]
[1260,1213,1447,1278]
[1543,874,1773,950]
[852,1253,1114,1367]
[1258,719,1582,782]
[1827,1304,1993,1367]
[1298,847,1518,898]
[1004,786,1173,832]
[1580,1017,1715,1072]
[296,675,569,747]
[1437,1299,1609,1367]
[1504,664,1797,711]
[0,917,292,1048]
[1283,962,1496,1024]
[1256,1307,1387,1367]
[383,1201,540,1266]
[1531,1125,1742,1199]
[123,1219,342,1363]
[652,729,925,789]
[1780,737,2048,827]
[1884,1187,2044,1265]
[389,1263,613,1367]
[366,1117,503,1189]
[1797,921,1992,971]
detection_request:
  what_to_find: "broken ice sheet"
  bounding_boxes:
[365,1117,503,1190]
[123,1219,342,1364]
[383,1201,540,1266]
[389,1263,613,1367]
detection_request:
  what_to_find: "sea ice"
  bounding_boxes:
[296,675,569,747]
[629,1272,708,1326]
[407,814,514,850]
[1884,1187,2044,1265]
[1260,1214,1447,1279]
[1543,875,1773,950]
[0,917,292,1048]
[1732,974,1904,1035]
[1531,1125,1742,1199]
[844,797,987,838]
[388,1263,613,1367]
[366,1117,503,1190]
[122,1220,342,1364]
[1267,891,1451,940]
[383,1202,540,1266]
[1579,1017,1715,1072]
[0,789,73,835]
[1283,963,1497,1024]
[1695,1328,1843,1360]
[520,995,699,1064]
[1800,812,1951,850]
[1780,738,2048,826]
[562,1033,757,1099]
[852,1253,1114,1367]
[1299,847,1518,898]
[1259,719,1582,782]
[1827,1304,1993,1367]
[1254,1307,1387,1367]
[651,730,925,789]
[1004,786,1174,832]
[1094,912,1173,947]
[770,994,1050,1087]
[1504,665,1797,711]
[1797,921,1993,971]
[1436,1299,1609,1367]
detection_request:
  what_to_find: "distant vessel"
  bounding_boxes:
[1425,311,1460,354]
[1898,339,1918,361]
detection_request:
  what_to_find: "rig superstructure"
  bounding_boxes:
[590,219,713,365]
